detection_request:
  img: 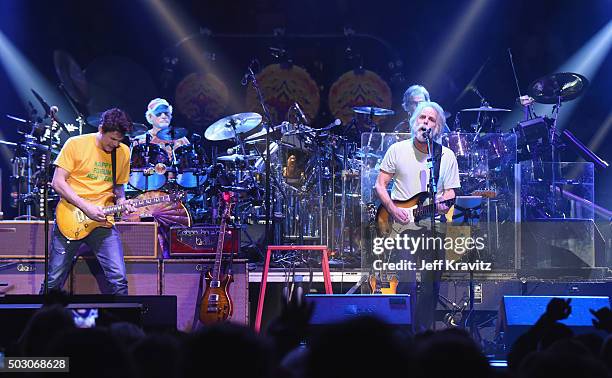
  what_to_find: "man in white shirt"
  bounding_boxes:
[375,101,460,331]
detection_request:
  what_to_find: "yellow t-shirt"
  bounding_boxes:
[54,133,130,198]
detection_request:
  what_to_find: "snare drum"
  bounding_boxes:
[174,144,207,188]
[129,144,170,190]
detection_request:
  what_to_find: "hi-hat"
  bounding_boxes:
[352,106,395,116]
[528,72,588,104]
[156,127,188,141]
[460,106,511,112]
[205,112,262,141]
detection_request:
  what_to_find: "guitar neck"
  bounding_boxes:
[212,201,232,281]
[413,199,453,219]
[101,194,171,216]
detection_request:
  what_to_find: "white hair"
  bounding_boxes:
[409,101,446,142]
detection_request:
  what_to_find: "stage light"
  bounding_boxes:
[0,31,72,162]
[421,0,489,88]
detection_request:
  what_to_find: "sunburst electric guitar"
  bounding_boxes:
[55,191,184,240]
[199,191,234,325]
[376,191,456,237]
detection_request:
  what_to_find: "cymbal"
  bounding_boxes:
[156,127,188,141]
[216,153,258,162]
[53,50,89,104]
[0,139,59,154]
[6,114,29,124]
[86,113,102,126]
[354,150,381,159]
[352,106,395,116]
[205,112,262,141]
[528,72,588,104]
[245,124,282,141]
[460,106,511,112]
[126,123,148,138]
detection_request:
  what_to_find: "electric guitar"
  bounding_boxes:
[366,203,398,294]
[376,191,456,237]
[199,191,234,325]
[55,191,184,240]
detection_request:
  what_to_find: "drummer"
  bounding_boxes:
[394,85,430,133]
[134,98,190,160]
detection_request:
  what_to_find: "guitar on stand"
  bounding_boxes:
[199,191,234,324]
[366,203,398,294]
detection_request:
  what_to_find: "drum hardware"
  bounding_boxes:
[352,106,395,116]
[156,126,188,141]
[204,112,262,141]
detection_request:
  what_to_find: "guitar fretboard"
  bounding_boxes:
[102,195,171,215]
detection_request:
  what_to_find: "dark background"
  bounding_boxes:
[0,0,610,219]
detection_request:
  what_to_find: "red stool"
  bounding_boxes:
[254,245,333,332]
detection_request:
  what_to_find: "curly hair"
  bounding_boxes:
[100,108,133,135]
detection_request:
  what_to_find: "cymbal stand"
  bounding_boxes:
[58,83,85,135]
[14,136,38,220]
[144,133,151,191]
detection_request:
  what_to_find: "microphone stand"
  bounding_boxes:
[42,117,60,296]
[245,63,276,245]
[425,133,437,237]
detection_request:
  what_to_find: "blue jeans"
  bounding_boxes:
[43,224,128,295]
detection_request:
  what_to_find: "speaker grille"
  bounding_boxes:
[162,259,249,331]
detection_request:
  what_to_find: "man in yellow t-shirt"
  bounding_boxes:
[43,108,135,295]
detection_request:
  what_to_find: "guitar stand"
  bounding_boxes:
[255,245,332,332]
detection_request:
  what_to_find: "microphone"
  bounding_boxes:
[48,106,71,136]
[421,127,431,139]
[294,102,308,124]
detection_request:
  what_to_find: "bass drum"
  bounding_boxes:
[174,144,207,188]
[129,144,170,191]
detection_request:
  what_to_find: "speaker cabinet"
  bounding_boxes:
[305,294,412,326]
[0,259,72,294]
[162,259,249,331]
[71,258,160,295]
[0,221,158,258]
[0,222,51,258]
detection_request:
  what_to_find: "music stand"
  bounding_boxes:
[451,196,483,335]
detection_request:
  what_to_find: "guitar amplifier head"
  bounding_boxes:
[169,225,240,257]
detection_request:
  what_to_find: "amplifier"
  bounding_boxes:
[169,225,240,256]
[0,221,157,259]
[162,259,249,331]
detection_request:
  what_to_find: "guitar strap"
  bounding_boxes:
[111,149,118,219]
[432,141,443,187]
[111,149,117,187]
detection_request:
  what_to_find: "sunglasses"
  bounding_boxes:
[153,110,171,117]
